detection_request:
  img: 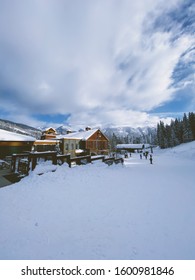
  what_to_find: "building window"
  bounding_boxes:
[66,143,69,150]
[71,143,74,150]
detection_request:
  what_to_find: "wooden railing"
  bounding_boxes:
[11,153,124,174]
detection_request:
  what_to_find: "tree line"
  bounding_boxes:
[157,112,195,149]
[106,128,157,151]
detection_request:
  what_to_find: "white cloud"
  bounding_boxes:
[0,0,194,127]
[68,109,173,128]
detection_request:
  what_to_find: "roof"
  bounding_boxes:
[116,143,151,149]
[0,129,36,141]
[58,128,99,140]
[42,127,57,133]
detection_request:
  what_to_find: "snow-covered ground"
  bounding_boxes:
[0,142,194,260]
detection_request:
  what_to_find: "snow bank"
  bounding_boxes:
[0,142,194,260]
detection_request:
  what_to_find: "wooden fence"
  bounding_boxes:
[11,152,124,174]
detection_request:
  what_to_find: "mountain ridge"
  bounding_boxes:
[0,118,157,144]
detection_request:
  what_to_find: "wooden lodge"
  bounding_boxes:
[32,139,60,152]
[116,143,152,153]
[41,127,57,140]
[0,129,35,158]
[58,127,110,157]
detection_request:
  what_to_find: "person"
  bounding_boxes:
[149,154,153,164]
[140,153,142,159]
[145,151,149,159]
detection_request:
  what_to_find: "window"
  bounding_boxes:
[71,143,74,150]
[66,143,69,150]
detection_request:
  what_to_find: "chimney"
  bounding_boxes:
[66,129,72,134]
[85,126,91,131]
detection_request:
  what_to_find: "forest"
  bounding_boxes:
[157,112,195,148]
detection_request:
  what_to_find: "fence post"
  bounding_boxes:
[11,155,16,172]
[31,156,37,170]
[67,154,71,167]
[52,153,57,165]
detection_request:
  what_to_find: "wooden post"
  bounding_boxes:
[31,157,37,170]
[87,155,91,163]
[52,153,57,165]
[11,155,16,172]
[67,154,71,168]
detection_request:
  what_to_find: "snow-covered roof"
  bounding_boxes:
[0,129,35,141]
[34,140,59,145]
[43,127,56,131]
[58,128,99,140]
[116,143,151,149]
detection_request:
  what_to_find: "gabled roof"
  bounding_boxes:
[42,127,57,133]
[58,128,99,140]
[57,128,110,141]
[0,129,35,141]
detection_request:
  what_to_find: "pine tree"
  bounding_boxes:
[188,112,195,140]
[156,112,195,149]
[182,113,193,142]
[157,121,166,148]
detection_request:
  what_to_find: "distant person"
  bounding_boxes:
[145,151,149,159]
[149,154,153,164]
[140,154,142,159]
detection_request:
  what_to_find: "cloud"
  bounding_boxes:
[0,0,194,127]
[68,109,173,128]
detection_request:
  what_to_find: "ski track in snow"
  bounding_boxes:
[0,141,195,260]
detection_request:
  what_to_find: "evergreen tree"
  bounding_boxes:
[182,113,193,142]
[157,121,166,148]
[156,112,195,149]
[188,112,195,140]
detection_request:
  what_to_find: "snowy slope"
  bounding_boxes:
[0,119,41,138]
[0,142,194,260]
[0,129,36,141]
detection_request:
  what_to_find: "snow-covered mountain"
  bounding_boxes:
[0,118,157,144]
[55,125,77,135]
[0,119,41,139]
[55,124,157,144]
[55,125,156,139]
[103,126,157,144]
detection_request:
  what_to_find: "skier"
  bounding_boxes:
[145,151,149,159]
[140,153,142,159]
[149,154,153,164]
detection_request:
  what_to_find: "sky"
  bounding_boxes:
[0,0,194,129]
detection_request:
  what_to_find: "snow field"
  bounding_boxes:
[0,142,194,259]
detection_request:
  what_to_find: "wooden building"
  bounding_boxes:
[41,127,57,140]
[58,128,109,157]
[116,143,151,153]
[0,129,35,158]
[32,139,60,152]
